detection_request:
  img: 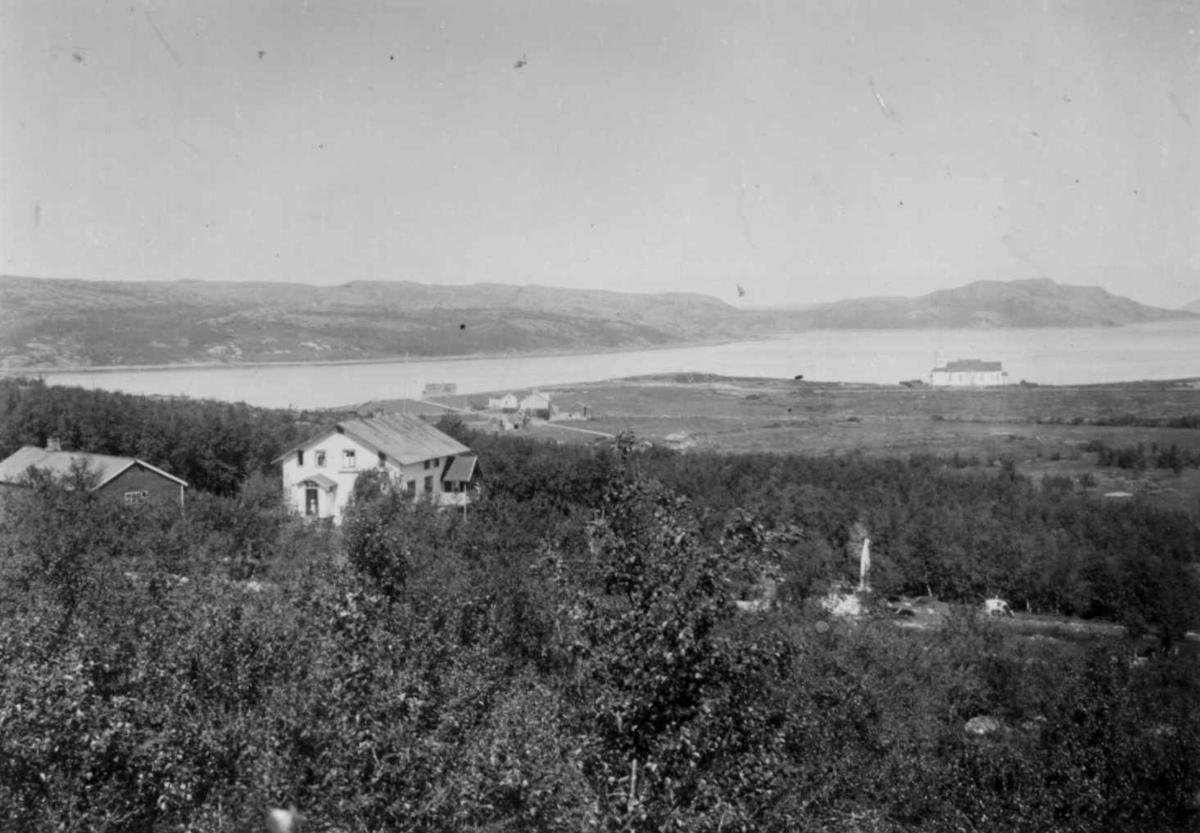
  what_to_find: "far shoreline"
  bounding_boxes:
[0,334,760,377]
[6,316,1197,378]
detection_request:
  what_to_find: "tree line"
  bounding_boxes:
[0,377,343,495]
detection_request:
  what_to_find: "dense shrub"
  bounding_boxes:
[2,416,1198,831]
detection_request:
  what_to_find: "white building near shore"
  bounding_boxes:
[930,359,1007,387]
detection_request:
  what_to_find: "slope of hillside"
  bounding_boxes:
[752,279,1197,331]
[0,276,745,368]
[1184,297,1200,313]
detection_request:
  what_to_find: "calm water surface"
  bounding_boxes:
[34,320,1199,410]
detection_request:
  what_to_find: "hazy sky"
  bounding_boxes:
[2,0,1198,307]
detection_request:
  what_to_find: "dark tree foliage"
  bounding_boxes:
[636,449,1199,631]
[1,396,1199,832]
[0,377,346,495]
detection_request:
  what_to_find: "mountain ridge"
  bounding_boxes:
[751,278,1195,331]
[1,275,1193,369]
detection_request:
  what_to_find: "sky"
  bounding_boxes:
[1,0,1198,308]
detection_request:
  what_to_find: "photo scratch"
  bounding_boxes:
[144,11,182,64]
[1168,92,1194,131]
[868,76,899,122]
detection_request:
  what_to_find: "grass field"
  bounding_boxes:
[469,374,1200,517]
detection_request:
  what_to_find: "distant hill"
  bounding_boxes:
[2,275,1193,369]
[1184,297,1200,313]
[0,276,744,369]
[749,279,1198,331]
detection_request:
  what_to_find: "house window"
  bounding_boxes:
[316,451,326,467]
[297,450,305,466]
[406,480,416,496]
[343,449,356,469]
[423,459,430,470]
[423,475,433,493]
[123,490,148,505]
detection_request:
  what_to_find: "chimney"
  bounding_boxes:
[46,437,62,452]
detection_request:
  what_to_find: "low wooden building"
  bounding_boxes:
[0,444,188,507]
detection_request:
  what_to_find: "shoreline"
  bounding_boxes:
[0,335,756,377]
[3,318,1195,379]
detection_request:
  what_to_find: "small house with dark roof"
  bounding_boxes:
[0,444,188,507]
[930,359,1008,387]
[276,413,479,523]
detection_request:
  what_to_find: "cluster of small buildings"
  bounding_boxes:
[476,390,590,430]
[482,390,589,422]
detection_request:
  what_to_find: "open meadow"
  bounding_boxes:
[501,374,1200,517]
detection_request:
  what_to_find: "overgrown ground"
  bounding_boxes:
[489,375,1200,516]
[3,378,1200,831]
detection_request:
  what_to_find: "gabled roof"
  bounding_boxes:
[0,446,188,489]
[934,359,1004,372]
[277,413,469,466]
[442,455,478,482]
[294,473,338,491]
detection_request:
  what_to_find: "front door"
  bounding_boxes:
[305,487,319,516]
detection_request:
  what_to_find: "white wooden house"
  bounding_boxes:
[487,393,519,411]
[277,414,478,523]
[519,391,553,418]
[930,359,1007,387]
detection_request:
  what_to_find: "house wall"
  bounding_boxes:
[393,457,457,499]
[488,394,519,410]
[520,394,551,411]
[930,370,1006,387]
[98,464,185,506]
[282,432,376,521]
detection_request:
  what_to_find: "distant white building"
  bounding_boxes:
[487,393,519,411]
[930,359,1007,387]
[519,391,553,418]
[276,413,478,523]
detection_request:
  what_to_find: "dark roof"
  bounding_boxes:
[277,413,469,466]
[0,446,188,489]
[934,359,1004,372]
[442,455,478,482]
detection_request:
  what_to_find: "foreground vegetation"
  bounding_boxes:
[1,381,1199,830]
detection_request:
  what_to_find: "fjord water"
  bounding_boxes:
[37,320,1200,410]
